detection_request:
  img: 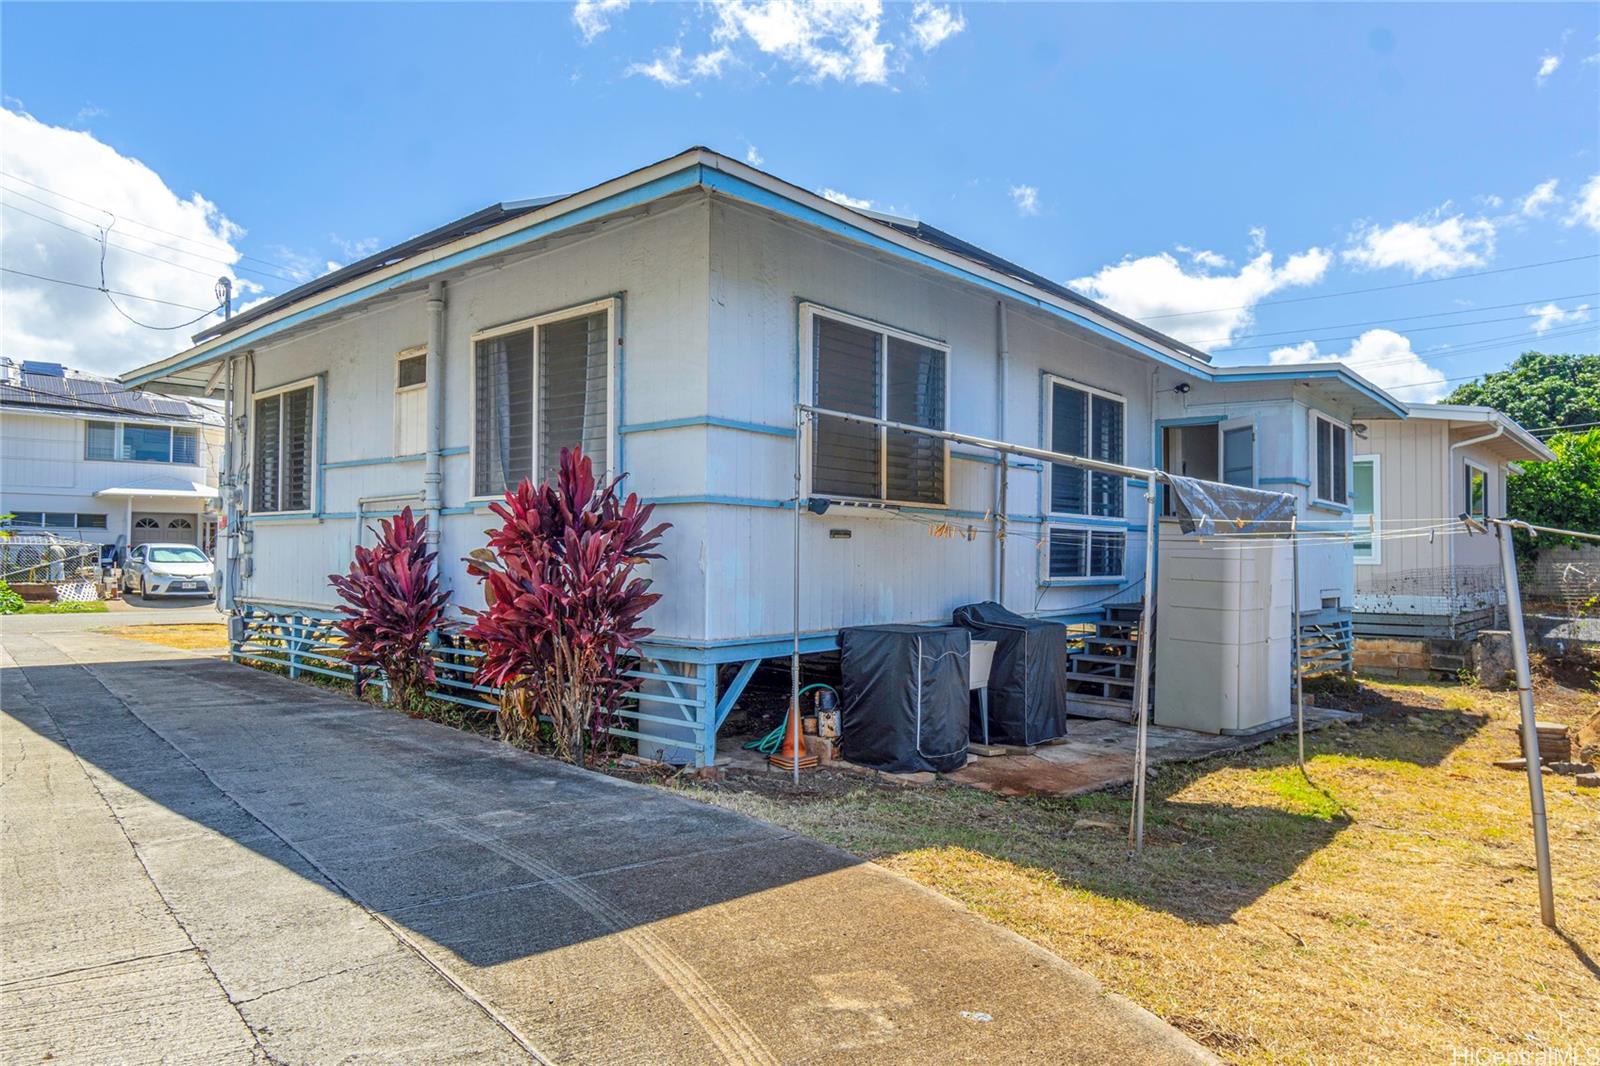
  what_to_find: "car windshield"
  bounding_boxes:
[148,546,209,564]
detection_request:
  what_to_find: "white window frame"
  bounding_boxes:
[1310,410,1351,509]
[467,297,618,503]
[1042,374,1129,583]
[1352,453,1381,566]
[395,345,428,393]
[799,302,952,509]
[1464,458,1490,521]
[84,419,200,466]
[249,376,321,516]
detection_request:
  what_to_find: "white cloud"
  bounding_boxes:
[1564,174,1600,232]
[745,143,763,166]
[1343,208,1496,277]
[607,0,961,87]
[821,187,874,210]
[1247,226,1267,254]
[1536,53,1561,84]
[908,2,965,52]
[1176,244,1231,270]
[1519,178,1559,217]
[573,0,629,42]
[0,107,248,376]
[1009,184,1039,217]
[1527,301,1592,335]
[1072,240,1331,350]
[625,45,731,87]
[1269,329,1448,401]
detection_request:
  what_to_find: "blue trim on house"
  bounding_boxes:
[323,454,424,469]
[1259,476,1312,487]
[618,416,796,438]
[125,168,704,386]
[1215,367,1408,418]
[1155,415,1227,427]
[1308,500,1353,515]
[646,494,793,509]
[950,449,1044,471]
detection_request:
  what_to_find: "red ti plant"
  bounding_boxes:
[328,507,451,710]
[463,446,669,760]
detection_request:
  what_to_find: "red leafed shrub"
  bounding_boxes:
[463,446,668,760]
[328,507,451,710]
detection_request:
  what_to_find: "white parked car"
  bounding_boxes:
[121,542,215,599]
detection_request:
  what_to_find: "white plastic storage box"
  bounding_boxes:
[1152,521,1292,734]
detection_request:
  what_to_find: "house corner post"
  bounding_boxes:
[424,281,447,556]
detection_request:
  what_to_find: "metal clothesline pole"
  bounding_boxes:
[1467,513,1600,929]
[792,404,805,787]
[1292,513,1305,774]
[1128,485,1160,851]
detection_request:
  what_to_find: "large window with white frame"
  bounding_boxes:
[805,305,948,506]
[1352,454,1379,564]
[1045,376,1126,580]
[85,420,200,465]
[251,379,317,514]
[472,300,613,499]
[1311,411,1349,507]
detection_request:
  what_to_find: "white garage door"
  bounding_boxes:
[131,513,197,546]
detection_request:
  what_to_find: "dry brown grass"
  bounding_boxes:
[670,666,1600,1063]
[105,623,229,652]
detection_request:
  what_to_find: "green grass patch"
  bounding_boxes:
[16,600,109,615]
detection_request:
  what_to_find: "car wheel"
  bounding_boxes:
[139,578,149,599]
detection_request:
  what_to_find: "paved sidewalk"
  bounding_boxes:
[0,619,1216,1065]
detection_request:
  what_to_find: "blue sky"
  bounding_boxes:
[2,1,1597,408]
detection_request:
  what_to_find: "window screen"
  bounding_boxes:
[1466,465,1487,519]
[77,513,108,529]
[1315,417,1348,504]
[85,421,116,460]
[809,313,946,504]
[1222,426,1254,487]
[251,385,315,512]
[474,331,535,497]
[172,429,198,466]
[1047,529,1126,579]
[812,316,882,499]
[538,311,609,482]
[397,352,427,388]
[884,336,945,504]
[123,425,172,462]
[1050,382,1124,518]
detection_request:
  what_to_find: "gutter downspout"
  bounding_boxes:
[993,301,1009,605]
[218,352,237,612]
[424,281,447,557]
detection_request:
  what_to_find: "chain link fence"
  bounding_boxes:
[1,533,104,598]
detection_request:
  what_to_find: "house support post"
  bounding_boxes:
[791,404,804,786]
[423,280,447,553]
[1493,519,1556,928]
[1292,514,1305,772]
[1128,486,1160,853]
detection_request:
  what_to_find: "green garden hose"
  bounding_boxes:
[742,683,838,753]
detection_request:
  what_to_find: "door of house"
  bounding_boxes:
[130,512,197,546]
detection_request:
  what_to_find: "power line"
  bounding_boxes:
[1212,309,1561,354]
[1528,420,1600,436]
[1137,253,1600,321]
[0,169,308,280]
[0,266,217,312]
[1190,291,1599,349]
[1,189,297,290]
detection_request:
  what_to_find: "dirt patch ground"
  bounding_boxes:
[657,658,1600,1063]
[104,623,229,652]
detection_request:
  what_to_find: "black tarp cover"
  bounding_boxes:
[1165,476,1296,536]
[840,624,971,774]
[951,601,1068,746]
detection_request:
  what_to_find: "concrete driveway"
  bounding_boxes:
[0,617,1215,1065]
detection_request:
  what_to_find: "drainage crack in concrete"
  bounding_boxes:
[0,947,200,992]
[39,635,556,1066]
[432,814,780,1066]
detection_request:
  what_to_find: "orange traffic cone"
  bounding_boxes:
[768,699,819,771]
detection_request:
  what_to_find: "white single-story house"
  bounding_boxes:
[120,147,1407,764]
[1353,403,1554,641]
[1,358,222,553]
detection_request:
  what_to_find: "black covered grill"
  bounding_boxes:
[839,624,970,774]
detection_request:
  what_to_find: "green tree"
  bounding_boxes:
[1506,428,1600,545]
[1445,351,1600,434]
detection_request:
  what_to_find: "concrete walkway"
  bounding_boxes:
[0,618,1215,1065]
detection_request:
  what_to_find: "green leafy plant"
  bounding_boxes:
[1507,427,1600,553]
[0,580,23,615]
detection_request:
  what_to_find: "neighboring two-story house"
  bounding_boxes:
[1,359,223,552]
